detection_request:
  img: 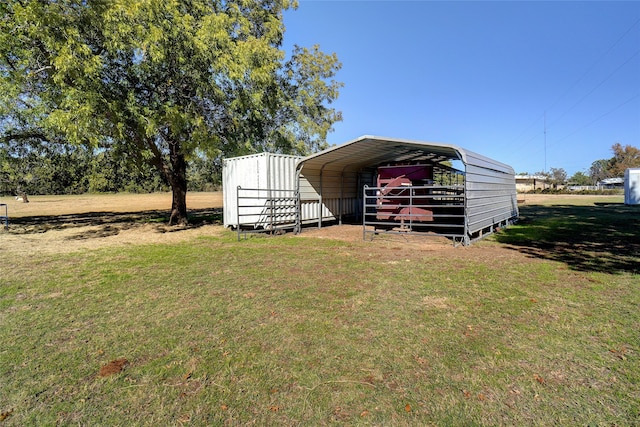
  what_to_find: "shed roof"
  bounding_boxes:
[296,135,513,174]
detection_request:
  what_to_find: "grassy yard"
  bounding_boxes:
[1,196,638,425]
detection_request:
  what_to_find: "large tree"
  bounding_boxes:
[548,167,567,187]
[589,159,610,183]
[608,143,640,177]
[568,171,593,186]
[0,0,342,224]
[589,143,640,182]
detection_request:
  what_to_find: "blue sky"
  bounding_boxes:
[282,1,640,177]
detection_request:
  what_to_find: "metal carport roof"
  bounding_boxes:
[295,135,514,174]
[293,135,518,245]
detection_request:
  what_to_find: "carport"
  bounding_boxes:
[295,135,518,245]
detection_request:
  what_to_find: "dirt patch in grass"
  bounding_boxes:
[0,192,226,255]
[1,191,530,262]
[299,224,453,247]
[6,191,620,261]
[2,192,222,218]
[293,224,539,272]
[98,358,129,377]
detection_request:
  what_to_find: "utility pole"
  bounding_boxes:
[544,111,547,172]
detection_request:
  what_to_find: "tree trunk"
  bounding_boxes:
[168,141,188,225]
[170,179,188,225]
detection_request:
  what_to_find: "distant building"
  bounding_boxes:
[568,177,623,191]
[515,175,550,192]
[598,177,624,189]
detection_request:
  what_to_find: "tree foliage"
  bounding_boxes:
[608,143,640,177]
[589,143,640,182]
[568,171,593,186]
[548,167,567,187]
[0,142,169,195]
[1,0,342,224]
[589,158,610,183]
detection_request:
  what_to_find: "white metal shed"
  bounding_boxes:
[625,168,640,205]
[222,152,324,232]
[223,152,303,228]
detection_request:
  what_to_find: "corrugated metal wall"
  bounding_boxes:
[222,153,302,227]
[298,167,374,225]
[462,151,519,237]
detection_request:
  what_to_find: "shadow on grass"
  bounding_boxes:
[6,208,223,238]
[495,203,640,274]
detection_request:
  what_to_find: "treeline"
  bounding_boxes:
[0,143,221,196]
[3,142,638,197]
[521,143,640,186]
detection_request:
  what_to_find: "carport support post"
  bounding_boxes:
[362,185,368,241]
[295,168,302,233]
[318,165,325,229]
[339,169,345,225]
[463,186,470,246]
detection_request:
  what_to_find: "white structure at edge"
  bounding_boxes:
[624,168,640,205]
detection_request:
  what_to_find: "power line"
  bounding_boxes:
[509,16,640,171]
[512,16,640,146]
[546,16,640,116]
[508,112,544,145]
[552,93,640,144]
[548,48,640,129]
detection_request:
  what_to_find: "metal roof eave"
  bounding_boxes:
[296,135,468,173]
[296,135,515,175]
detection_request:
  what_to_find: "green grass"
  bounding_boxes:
[1,201,639,425]
[496,199,640,274]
